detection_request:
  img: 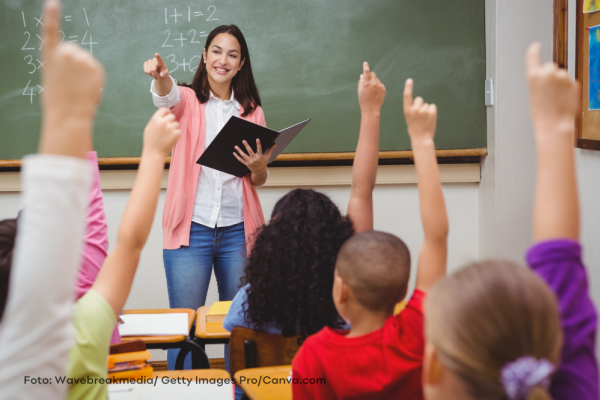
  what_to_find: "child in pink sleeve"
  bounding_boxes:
[76,151,120,344]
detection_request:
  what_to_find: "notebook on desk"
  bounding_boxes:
[118,314,189,336]
[197,117,310,177]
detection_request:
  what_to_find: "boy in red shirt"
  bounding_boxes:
[292,78,449,400]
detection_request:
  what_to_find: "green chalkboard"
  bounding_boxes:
[0,0,486,160]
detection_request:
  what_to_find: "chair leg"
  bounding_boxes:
[187,339,211,369]
[174,346,190,370]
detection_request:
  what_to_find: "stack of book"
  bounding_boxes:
[108,350,153,380]
[206,301,232,326]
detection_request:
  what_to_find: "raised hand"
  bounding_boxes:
[143,53,170,80]
[233,139,276,174]
[526,42,580,134]
[403,79,437,144]
[38,0,105,158]
[358,62,386,114]
[143,108,182,157]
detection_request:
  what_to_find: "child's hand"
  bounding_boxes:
[143,108,182,157]
[526,42,579,133]
[38,0,104,158]
[358,62,386,114]
[403,79,437,144]
[41,0,104,124]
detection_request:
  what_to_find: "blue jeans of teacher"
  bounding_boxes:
[163,221,246,370]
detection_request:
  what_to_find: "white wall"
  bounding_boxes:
[479,0,552,260]
[0,163,479,361]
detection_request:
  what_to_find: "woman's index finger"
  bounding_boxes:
[156,53,166,66]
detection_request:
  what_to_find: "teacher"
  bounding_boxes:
[143,25,274,370]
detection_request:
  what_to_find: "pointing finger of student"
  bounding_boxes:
[526,42,542,76]
[403,79,414,113]
[362,62,371,81]
[42,0,61,65]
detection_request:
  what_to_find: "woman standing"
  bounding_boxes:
[143,25,274,369]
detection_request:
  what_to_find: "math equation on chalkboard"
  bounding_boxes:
[19,7,98,104]
[161,6,220,74]
[17,4,221,105]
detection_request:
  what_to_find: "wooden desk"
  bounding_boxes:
[195,305,231,344]
[234,366,292,400]
[151,369,230,379]
[120,309,209,370]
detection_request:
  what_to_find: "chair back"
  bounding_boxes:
[229,327,301,377]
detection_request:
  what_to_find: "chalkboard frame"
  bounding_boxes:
[0,148,487,169]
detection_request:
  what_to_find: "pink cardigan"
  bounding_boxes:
[163,87,266,253]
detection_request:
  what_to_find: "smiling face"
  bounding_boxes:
[202,33,245,91]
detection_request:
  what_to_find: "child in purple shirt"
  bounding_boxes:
[527,240,598,398]
[524,43,598,399]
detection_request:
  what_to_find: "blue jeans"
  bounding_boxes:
[164,221,246,370]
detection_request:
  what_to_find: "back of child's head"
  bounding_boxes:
[425,260,561,400]
[0,218,17,321]
[335,230,411,314]
[243,188,354,339]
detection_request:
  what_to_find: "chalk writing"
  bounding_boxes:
[19,8,99,104]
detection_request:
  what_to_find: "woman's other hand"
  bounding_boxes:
[233,139,276,185]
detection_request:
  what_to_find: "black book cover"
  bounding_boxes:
[197,117,280,178]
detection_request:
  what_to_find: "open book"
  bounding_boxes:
[197,118,310,177]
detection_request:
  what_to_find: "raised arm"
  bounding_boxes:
[0,1,104,397]
[403,79,448,293]
[347,62,386,233]
[527,44,579,241]
[526,43,598,400]
[91,108,181,316]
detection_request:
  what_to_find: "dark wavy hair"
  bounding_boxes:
[241,189,354,342]
[179,24,261,117]
[0,218,17,321]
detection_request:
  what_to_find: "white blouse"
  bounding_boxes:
[151,77,268,228]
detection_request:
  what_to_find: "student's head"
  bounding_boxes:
[333,231,411,321]
[0,218,17,321]
[424,260,561,400]
[184,24,261,116]
[242,189,354,340]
